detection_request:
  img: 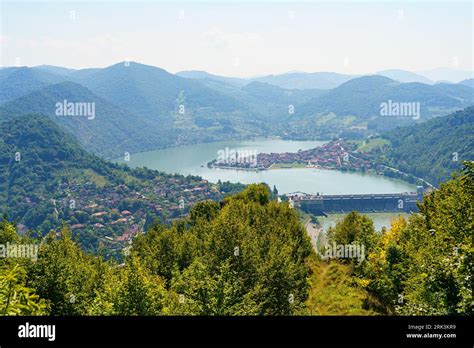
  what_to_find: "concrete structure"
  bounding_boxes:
[291,187,423,216]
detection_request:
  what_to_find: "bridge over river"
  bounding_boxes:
[289,186,424,216]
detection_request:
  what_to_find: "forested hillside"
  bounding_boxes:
[0,82,170,157]
[0,67,65,103]
[0,114,243,254]
[287,75,474,138]
[298,75,474,118]
[380,107,474,186]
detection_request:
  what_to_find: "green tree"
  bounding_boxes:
[357,162,473,314]
[27,228,108,315]
[0,264,49,315]
[113,256,166,315]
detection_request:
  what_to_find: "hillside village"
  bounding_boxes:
[19,174,234,257]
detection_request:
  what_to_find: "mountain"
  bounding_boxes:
[381,107,474,186]
[459,78,474,88]
[376,69,433,84]
[76,62,268,143]
[0,81,169,158]
[253,72,356,90]
[417,68,474,83]
[298,75,474,120]
[33,65,101,81]
[242,81,324,104]
[177,70,356,90]
[2,62,472,153]
[431,82,474,102]
[299,75,398,115]
[69,68,103,82]
[190,78,324,124]
[0,63,270,155]
[0,67,65,104]
[239,82,326,124]
[80,62,246,119]
[176,70,249,87]
[283,75,474,139]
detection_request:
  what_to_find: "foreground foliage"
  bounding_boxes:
[1,184,313,315]
[349,162,473,314]
[0,164,472,315]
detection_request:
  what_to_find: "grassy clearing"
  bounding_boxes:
[349,138,391,153]
[271,162,308,169]
[84,169,107,188]
[306,258,378,315]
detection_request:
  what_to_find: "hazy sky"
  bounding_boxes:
[1,1,472,77]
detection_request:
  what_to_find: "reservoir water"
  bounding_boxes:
[117,138,416,195]
[116,138,417,229]
[318,212,411,232]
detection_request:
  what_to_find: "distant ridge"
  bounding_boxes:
[1,61,473,155]
[459,78,474,88]
[416,68,474,84]
[252,71,357,90]
[376,69,433,84]
[176,70,249,87]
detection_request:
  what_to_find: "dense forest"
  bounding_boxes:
[1,163,472,315]
[378,107,474,186]
[322,165,472,314]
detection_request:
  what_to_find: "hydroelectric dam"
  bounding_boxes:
[289,186,424,216]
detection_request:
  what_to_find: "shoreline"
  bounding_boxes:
[208,162,431,189]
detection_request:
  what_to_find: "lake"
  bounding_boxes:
[116,138,416,195]
[318,212,411,232]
